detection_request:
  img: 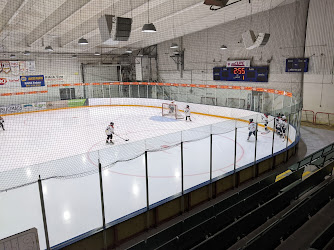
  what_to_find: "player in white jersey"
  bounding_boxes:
[275,114,281,136]
[105,122,114,144]
[184,105,192,121]
[169,100,175,114]
[0,116,4,130]
[281,116,287,141]
[247,119,256,141]
[261,113,269,132]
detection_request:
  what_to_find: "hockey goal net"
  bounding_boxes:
[162,103,184,119]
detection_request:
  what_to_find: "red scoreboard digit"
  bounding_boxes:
[233,68,245,75]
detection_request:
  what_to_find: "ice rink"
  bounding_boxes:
[0,105,292,249]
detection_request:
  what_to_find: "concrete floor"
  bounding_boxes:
[300,126,334,156]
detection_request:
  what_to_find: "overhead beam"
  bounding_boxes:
[0,0,26,33]
[26,0,92,46]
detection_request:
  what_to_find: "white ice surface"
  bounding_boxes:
[0,106,291,249]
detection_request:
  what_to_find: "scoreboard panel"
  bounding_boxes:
[286,58,309,72]
[213,66,269,82]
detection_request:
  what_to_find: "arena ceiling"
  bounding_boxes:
[0,0,293,57]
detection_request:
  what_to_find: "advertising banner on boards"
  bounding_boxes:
[20,75,45,87]
[0,104,22,114]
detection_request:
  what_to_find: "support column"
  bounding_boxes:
[233,127,237,188]
[285,114,291,162]
[38,176,50,250]
[209,134,213,199]
[145,151,150,229]
[271,118,276,169]
[181,141,184,213]
[98,162,107,249]
[254,122,258,177]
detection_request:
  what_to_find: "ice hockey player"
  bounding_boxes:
[169,100,175,114]
[281,116,287,141]
[184,105,192,121]
[247,119,256,141]
[275,114,281,136]
[105,122,114,144]
[0,116,4,130]
[261,113,269,132]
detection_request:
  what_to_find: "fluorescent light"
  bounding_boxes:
[142,23,156,32]
[78,37,89,45]
[170,43,178,49]
[125,49,132,53]
[220,45,227,50]
[94,52,101,56]
[45,46,54,52]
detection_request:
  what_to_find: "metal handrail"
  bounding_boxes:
[302,109,315,124]
[315,112,334,126]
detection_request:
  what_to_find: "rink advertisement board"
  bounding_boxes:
[20,75,45,87]
[46,99,87,110]
[0,104,22,114]
[68,99,87,107]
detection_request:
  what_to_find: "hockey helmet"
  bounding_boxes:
[249,118,253,123]
[186,105,189,108]
[110,122,114,126]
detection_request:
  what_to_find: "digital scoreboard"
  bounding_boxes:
[213,66,269,82]
[286,58,309,72]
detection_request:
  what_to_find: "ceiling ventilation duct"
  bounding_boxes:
[242,30,270,50]
[98,15,132,45]
[203,0,228,7]
[204,0,229,10]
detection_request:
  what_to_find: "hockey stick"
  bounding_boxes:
[114,133,129,141]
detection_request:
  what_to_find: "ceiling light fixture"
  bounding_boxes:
[78,38,89,45]
[170,43,178,49]
[170,0,178,49]
[45,46,54,52]
[142,0,156,32]
[125,49,133,53]
[219,12,227,50]
[142,23,156,33]
[94,52,101,56]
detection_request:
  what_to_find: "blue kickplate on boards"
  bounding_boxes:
[150,116,180,122]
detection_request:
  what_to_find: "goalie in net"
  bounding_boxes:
[162,101,184,119]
